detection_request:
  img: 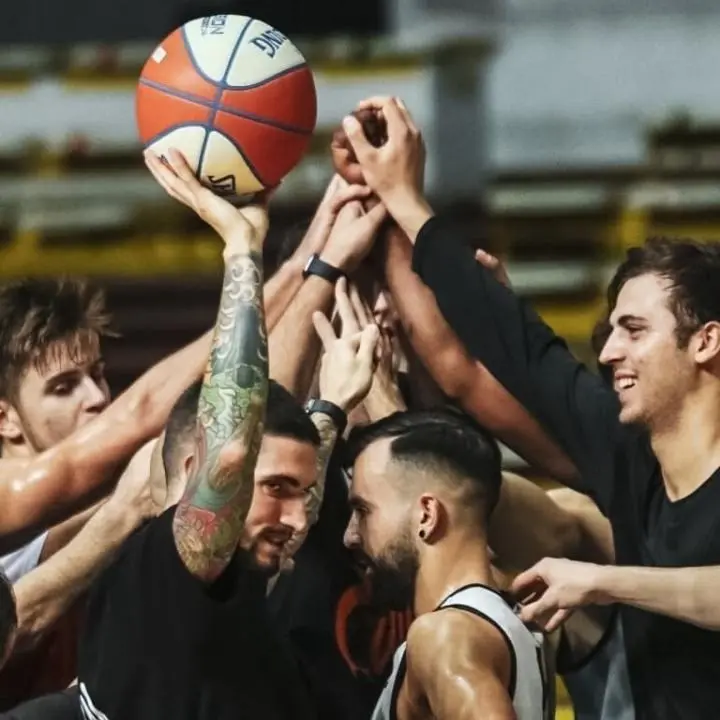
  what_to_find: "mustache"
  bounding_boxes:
[260,527,294,544]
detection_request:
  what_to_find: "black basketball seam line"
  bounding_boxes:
[140,120,207,149]
[142,121,268,189]
[195,16,254,182]
[180,21,216,176]
[138,77,313,135]
[224,62,311,92]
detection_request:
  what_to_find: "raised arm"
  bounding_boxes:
[0,330,211,553]
[144,149,271,583]
[263,175,367,334]
[268,182,384,398]
[405,611,517,719]
[343,96,620,503]
[380,223,578,484]
[277,280,379,570]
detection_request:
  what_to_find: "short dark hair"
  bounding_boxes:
[264,380,321,446]
[607,236,720,347]
[162,380,202,480]
[0,570,16,667]
[346,409,503,520]
[0,278,114,399]
[161,379,319,478]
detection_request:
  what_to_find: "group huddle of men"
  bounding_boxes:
[0,94,718,720]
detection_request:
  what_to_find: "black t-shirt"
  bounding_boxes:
[412,215,720,719]
[77,506,316,720]
[0,689,80,720]
[266,449,412,720]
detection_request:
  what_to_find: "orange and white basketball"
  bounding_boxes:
[136,15,317,202]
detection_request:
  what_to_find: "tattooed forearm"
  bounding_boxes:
[306,411,338,527]
[279,411,338,561]
[173,250,269,581]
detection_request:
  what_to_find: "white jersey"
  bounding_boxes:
[0,531,48,582]
[371,584,553,720]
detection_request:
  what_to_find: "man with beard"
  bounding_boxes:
[344,410,553,720]
[76,149,377,720]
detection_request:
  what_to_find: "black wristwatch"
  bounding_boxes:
[305,398,348,436]
[302,254,345,284]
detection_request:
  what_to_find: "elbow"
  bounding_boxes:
[13,604,50,652]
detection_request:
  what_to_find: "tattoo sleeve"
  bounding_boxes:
[280,411,338,559]
[173,249,268,581]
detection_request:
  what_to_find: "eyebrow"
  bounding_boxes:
[348,494,371,511]
[43,368,81,390]
[265,474,302,489]
[612,314,647,328]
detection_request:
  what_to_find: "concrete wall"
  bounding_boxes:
[490,7,720,167]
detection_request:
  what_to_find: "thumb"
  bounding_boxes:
[343,115,373,161]
[363,200,388,230]
[475,248,499,270]
[357,324,380,367]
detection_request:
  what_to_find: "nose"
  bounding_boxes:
[343,516,360,550]
[282,496,308,537]
[82,376,110,413]
[598,328,624,368]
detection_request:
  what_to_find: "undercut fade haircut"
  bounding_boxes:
[0,278,114,399]
[346,409,503,520]
[161,379,320,479]
[162,380,202,480]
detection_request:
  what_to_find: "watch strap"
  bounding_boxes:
[305,398,348,436]
[302,254,345,284]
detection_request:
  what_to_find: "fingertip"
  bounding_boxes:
[342,115,360,133]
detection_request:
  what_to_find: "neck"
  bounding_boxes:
[413,530,493,616]
[650,381,720,500]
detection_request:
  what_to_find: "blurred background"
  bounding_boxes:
[3,3,720,712]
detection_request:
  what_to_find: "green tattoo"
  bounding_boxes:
[173,250,269,581]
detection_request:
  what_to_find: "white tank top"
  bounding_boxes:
[371,584,554,720]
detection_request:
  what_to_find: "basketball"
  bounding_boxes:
[136,15,317,201]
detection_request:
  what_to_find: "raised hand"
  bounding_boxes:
[144,148,269,247]
[319,196,388,274]
[296,174,373,258]
[341,96,425,204]
[347,282,406,420]
[312,278,379,413]
[107,439,160,523]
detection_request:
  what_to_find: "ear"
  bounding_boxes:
[416,493,444,544]
[0,400,24,444]
[691,321,720,365]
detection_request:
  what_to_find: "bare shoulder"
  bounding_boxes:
[404,610,516,719]
[406,607,512,681]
